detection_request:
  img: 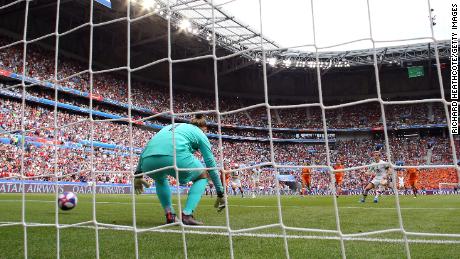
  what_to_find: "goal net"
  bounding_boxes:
[0,0,459,258]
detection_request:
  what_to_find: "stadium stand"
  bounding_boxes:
[0,36,458,192]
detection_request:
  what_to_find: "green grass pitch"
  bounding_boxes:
[0,194,459,258]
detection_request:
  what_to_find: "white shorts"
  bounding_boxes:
[371,176,385,187]
[231,179,242,188]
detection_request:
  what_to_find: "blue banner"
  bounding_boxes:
[95,0,112,8]
[0,180,189,195]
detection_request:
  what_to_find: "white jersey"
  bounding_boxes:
[231,170,242,187]
[369,160,388,178]
[398,176,404,188]
[252,168,261,181]
[369,160,389,187]
[232,170,240,179]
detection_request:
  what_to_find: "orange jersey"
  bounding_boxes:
[301,175,311,185]
[334,164,345,180]
[224,173,231,185]
[407,168,418,180]
[301,168,311,176]
[301,168,311,185]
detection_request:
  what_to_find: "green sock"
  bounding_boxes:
[154,177,175,214]
[183,178,208,215]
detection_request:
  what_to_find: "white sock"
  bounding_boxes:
[375,186,384,199]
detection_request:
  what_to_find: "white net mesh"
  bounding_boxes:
[0,0,459,258]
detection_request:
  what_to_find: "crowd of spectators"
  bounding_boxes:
[0,98,457,191]
[0,37,457,192]
[0,98,152,147]
[0,143,134,184]
[0,37,448,130]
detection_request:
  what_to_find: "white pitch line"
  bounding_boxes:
[1,199,459,210]
[0,221,459,244]
[340,206,460,210]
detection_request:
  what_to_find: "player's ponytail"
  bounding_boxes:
[190,114,207,128]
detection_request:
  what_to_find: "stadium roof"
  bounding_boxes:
[260,40,451,68]
[151,0,279,55]
[146,0,450,68]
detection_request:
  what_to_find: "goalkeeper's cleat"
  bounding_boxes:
[359,197,365,203]
[182,213,203,225]
[214,196,225,212]
[165,212,177,224]
[373,197,379,203]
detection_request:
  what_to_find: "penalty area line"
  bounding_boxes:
[0,221,459,244]
[0,199,459,210]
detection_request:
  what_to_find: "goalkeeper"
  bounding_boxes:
[134,114,225,225]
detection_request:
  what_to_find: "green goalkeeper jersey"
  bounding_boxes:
[141,123,223,193]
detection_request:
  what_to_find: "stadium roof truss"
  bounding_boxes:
[154,0,279,58]
[141,0,450,69]
[257,41,451,69]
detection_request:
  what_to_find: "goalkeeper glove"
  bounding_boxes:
[134,175,151,195]
[214,192,225,212]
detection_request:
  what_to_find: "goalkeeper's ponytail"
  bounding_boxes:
[190,114,207,128]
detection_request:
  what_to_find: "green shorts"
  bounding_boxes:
[137,155,204,184]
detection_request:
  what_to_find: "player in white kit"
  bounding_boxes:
[360,151,391,203]
[398,175,405,190]
[230,164,244,198]
[251,166,261,198]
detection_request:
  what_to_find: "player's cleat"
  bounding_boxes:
[413,196,417,198]
[359,198,365,203]
[182,213,203,225]
[165,212,177,224]
[373,197,379,203]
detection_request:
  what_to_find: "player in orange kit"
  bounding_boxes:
[301,167,311,196]
[406,167,419,198]
[334,160,345,198]
[219,164,239,198]
[223,170,231,187]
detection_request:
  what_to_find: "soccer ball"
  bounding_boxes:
[58,192,78,211]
